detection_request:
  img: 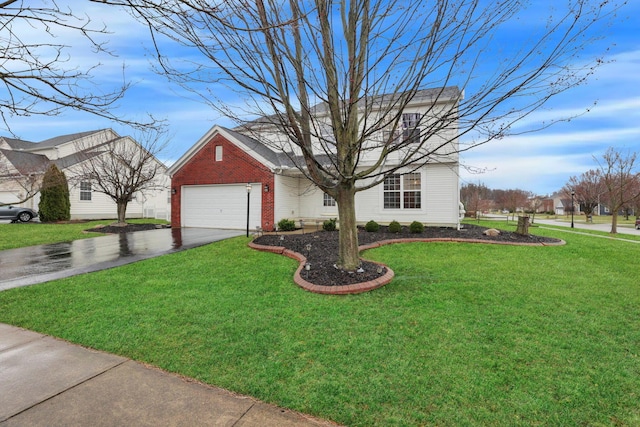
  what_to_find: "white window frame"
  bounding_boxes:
[383,172,422,210]
[80,181,92,201]
[323,193,336,207]
[215,145,223,161]
[402,113,422,145]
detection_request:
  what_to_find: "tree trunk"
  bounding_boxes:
[515,215,529,236]
[610,212,618,234]
[336,184,360,271]
[116,200,128,225]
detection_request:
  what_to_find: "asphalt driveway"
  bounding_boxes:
[0,228,243,291]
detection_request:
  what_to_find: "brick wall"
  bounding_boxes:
[170,133,275,230]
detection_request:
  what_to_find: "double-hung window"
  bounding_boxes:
[383,173,421,209]
[323,193,336,207]
[80,181,92,201]
[402,113,422,144]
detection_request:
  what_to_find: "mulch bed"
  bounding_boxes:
[85,222,563,291]
[86,223,170,234]
[252,224,562,288]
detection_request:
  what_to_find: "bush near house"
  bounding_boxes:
[409,220,425,233]
[388,220,402,233]
[323,218,337,231]
[38,164,70,222]
[277,218,297,231]
[365,220,380,232]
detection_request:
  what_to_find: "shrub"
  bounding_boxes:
[409,221,425,233]
[38,164,70,222]
[388,220,402,233]
[364,220,379,232]
[323,218,337,231]
[277,218,296,231]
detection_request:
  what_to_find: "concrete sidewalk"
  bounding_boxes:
[0,324,337,427]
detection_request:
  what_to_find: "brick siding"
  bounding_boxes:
[170,133,275,230]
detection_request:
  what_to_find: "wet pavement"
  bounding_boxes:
[0,324,336,426]
[0,228,243,290]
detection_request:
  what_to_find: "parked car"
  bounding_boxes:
[0,205,38,222]
[636,218,640,230]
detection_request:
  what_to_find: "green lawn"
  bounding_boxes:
[0,218,168,250]
[0,223,638,426]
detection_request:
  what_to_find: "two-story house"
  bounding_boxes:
[168,87,463,231]
[0,129,170,220]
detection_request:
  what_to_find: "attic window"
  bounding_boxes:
[215,145,223,161]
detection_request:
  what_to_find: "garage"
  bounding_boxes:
[0,192,20,205]
[181,184,262,229]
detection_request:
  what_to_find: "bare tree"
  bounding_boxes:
[527,195,543,224]
[563,169,604,219]
[460,182,490,219]
[98,0,623,270]
[0,1,160,132]
[71,131,168,225]
[596,147,639,233]
[497,189,530,221]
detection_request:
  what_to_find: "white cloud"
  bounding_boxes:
[459,43,640,195]
[460,123,640,194]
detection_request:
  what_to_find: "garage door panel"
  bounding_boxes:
[182,184,261,229]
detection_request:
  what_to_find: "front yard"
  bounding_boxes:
[0,221,638,426]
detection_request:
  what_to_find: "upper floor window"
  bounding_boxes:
[381,113,424,146]
[323,193,336,207]
[383,173,421,209]
[215,145,223,161]
[80,181,92,201]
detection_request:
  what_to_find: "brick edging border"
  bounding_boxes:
[248,237,566,295]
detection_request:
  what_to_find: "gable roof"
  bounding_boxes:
[0,129,111,153]
[219,127,288,167]
[0,137,37,150]
[311,86,462,116]
[0,129,150,173]
[0,148,50,175]
[35,130,108,148]
[168,125,284,176]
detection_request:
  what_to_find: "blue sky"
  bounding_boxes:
[3,1,639,196]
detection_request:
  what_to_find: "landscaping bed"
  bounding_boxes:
[86,223,170,234]
[252,224,562,287]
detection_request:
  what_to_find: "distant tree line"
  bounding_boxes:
[461,147,640,234]
[460,184,537,220]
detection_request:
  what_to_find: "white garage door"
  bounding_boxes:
[0,192,20,205]
[181,184,262,229]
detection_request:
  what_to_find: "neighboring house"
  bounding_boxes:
[527,196,554,214]
[168,88,462,231]
[552,192,568,215]
[0,129,170,220]
[551,191,579,216]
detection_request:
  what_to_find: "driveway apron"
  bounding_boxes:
[0,228,243,291]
